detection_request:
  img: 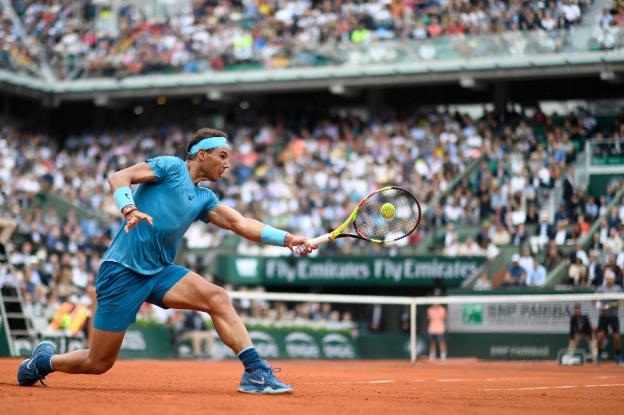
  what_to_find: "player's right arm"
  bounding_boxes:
[108,162,155,232]
[207,204,314,255]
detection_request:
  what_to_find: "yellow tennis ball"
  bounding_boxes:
[380,203,395,219]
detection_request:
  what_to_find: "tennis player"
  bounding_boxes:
[18,128,315,394]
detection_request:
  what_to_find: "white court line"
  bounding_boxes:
[438,377,548,383]
[484,377,549,382]
[592,376,616,379]
[298,380,396,385]
[481,384,624,392]
[480,385,577,391]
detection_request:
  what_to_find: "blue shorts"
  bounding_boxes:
[94,261,190,332]
[429,334,445,342]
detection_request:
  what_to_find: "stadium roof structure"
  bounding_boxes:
[2,50,623,104]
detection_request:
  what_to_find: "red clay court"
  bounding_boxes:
[1,358,623,414]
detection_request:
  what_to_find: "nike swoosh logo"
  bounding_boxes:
[26,360,33,369]
[249,378,265,385]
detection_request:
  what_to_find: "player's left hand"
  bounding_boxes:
[286,234,316,256]
[125,209,154,233]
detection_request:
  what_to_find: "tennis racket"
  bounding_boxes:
[294,186,422,253]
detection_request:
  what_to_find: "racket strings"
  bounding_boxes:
[354,187,421,242]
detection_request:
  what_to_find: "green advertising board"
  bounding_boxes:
[218,255,485,287]
[447,332,622,361]
[0,318,10,356]
[40,335,87,355]
[112,323,415,360]
[183,328,361,360]
[119,324,176,359]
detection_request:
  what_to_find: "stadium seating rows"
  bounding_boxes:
[5,0,601,79]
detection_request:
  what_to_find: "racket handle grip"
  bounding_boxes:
[292,233,331,255]
[309,233,331,246]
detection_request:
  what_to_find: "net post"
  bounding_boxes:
[410,298,417,366]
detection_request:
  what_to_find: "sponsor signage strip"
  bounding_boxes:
[219,255,484,286]
[449,301,624,334]
[204,329,360,360]
[447,332,621,361]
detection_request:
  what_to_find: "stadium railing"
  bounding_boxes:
[461,245,519,288]
[586,139,624,168]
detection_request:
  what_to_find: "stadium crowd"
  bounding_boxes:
[0,104,621,331]
[473,173,624,290]
[0,6,42,77]
[435,107,605,258]
[591,5,624,50]
[7,0,596,79]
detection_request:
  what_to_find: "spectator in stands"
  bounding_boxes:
[320,303,333,321]
[545,241,565,271]
[527,257,547,287]
[567,304,597,362]
[554,204,570,225]
[588,249,605,286]
[474,272,493,291]
[598,217,610,245]
[574,243,590,266]
[604,256,624,285]
[526,204,539,224]
[366,304,384,333]
[604,227,623,255]
[443,235,461,256]
[178,311,216,360]
[576,214,591,239]
[607,206,622,231]
[491,223,511,246]
[592,14,621,50]
[510,224,528,247]
[530,211,555,254]
[427,302,447,361]
[568,258,589,287]
[519,247,535,276]
[554,220,570,246]
[502,254,527,287]
[585,195,599,221]
[399,307,410,333]
[562,167,576,214]
[444,223,458,247]
[458,235,484,256]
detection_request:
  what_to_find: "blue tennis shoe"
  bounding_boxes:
[239,366,293,394]
[17,341,55,386]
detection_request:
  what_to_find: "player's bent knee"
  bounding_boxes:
[87,358,115,375]
[206,286,231,312]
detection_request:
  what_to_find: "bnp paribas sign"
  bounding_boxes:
[219,255,484,287]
